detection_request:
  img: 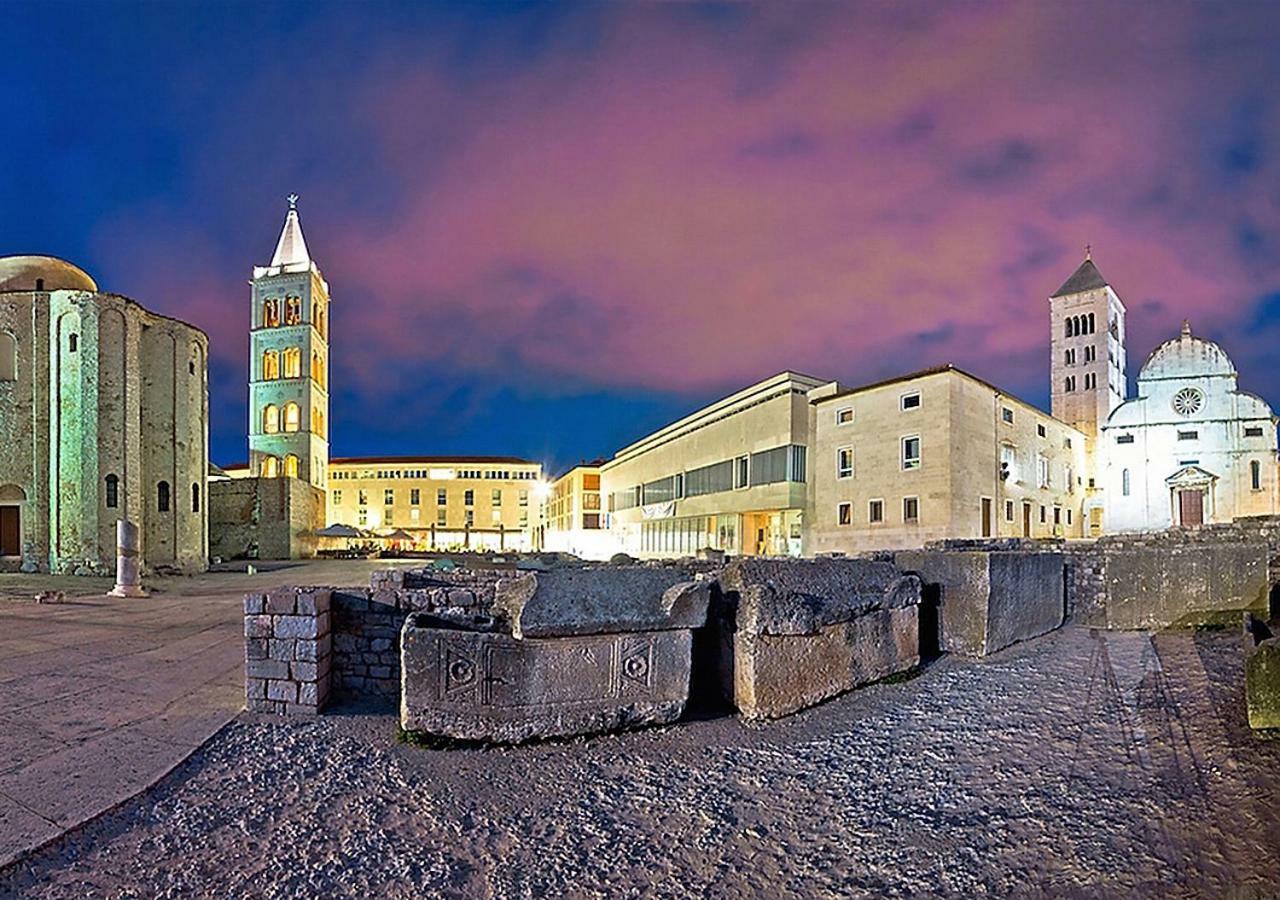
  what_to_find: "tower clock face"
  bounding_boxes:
[1171,387,1204,417]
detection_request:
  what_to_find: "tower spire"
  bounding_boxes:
[270,195,310,269]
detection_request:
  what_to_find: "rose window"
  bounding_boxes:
[1171,388,1203,417]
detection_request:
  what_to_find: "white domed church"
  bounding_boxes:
[1101,321,1279,530]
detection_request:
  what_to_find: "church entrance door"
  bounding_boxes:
[0,506,19,556]
[1178,490,1204,527]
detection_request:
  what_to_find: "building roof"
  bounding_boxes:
[329,455,539,466]
[270,200,311,268]
[0,255,98,292]
[1050,257,1108,298]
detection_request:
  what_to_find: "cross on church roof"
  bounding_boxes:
[1084,243,1091,260]
[287,193,299,210]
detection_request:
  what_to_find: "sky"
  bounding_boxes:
[4,1,1280,474]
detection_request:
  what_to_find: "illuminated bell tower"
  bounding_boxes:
[248,195,330,489]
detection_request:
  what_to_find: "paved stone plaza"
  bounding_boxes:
[0,619,1275,897]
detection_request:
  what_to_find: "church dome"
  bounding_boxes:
[1138,321,1234,381]
[0,255,98,293]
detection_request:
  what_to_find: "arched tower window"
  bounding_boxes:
[1087,312,1095,334]
[284,296,302,325]
[261,456,279,478]
[263,298,280,328]
[311,350,323,386]
[283,347,301,379]
[283,402,301,432]
[192,483,201,512]
[263,404,280,434]
[318,309,326,338]
[284,454,300,478]
[158,481,171,512]
[0,333,15,381]
[262,350,280,380]
[312,406,325,437]
[105,474,119,508]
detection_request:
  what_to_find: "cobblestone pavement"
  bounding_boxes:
[0,560,426,868]
[2,625,1276,898]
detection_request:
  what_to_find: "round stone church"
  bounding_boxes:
[0,255,209,573]
[1102,321,1279,531]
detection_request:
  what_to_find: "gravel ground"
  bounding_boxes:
[2,625,1277,898]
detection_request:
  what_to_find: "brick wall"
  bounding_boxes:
[244,587,332,714]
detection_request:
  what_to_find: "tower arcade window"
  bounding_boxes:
[262,350,280,380]
[285,455,300,478]
[282,347,302,379]
[262,299,280,328]
[311,350,324,386]
[262,404,280,434]
[261,456,279,478]
[311,406,325,437]
[157,481,170,512]
[0,332,15,381]
[283,402,301,432]
[284,296,302,325]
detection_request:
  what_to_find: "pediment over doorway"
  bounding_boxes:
[1165,465,1218,489]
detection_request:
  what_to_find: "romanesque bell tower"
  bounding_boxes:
[248,196,330,489]
[1049,249,1126,530]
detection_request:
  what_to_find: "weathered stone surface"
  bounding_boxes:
[1102,542,1268,629]
[720,557,922,720]
[896,550,1065,656]
[496,568,709,639]
[734,606,919,720]
[401,615,693,743]
[722,557,919,636]
[1244,613,1280,730]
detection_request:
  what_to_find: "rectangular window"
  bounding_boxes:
[1053,507,1061,525]
[1005,499,1014,522]
[734,455,749,489]
[1001,407,1014,424]
[384,488,394,506]
[903,496,919,522]
[437,508,447,525]
[465,510,474,527]
[1252,459,1262,491]
[837,502,852,526]
[358,490,368,506]
[491,509,502,524]
[1037,454,1050,488]
[519,489,529,507]
[1177,430,1198,441]
[332,490,342,505]
[900,392,921,411]
[583,513,601,529]
[492,489,502,506]
[437,488,447,505]
[1064,437,1073,449]
[1116,434,1135,444]
[685,459,735,497]
[749,446,792,486]
[836,407,854,425]
[1000,444,1018,483]
[1067,509,1073,526]
[1245,426,1265,438]
[836,447,854,479]
[869,499,884,523]
[1040,505,1047,524]
[464,490,474,506]
[410,488,420,505]
[1037,423,1047,438]
[1065,465,1074,494]
[901,436,921,470]
[1122,468,1131,496]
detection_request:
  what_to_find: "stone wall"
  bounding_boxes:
[210,475,324,561]
[244,588,332,714]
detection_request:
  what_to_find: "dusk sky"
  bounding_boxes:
[4,2,1280,473]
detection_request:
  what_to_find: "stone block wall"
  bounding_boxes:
[210,476,324,561]
[244,588,332,714]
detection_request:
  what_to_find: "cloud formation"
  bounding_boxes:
[6,2,1280,465]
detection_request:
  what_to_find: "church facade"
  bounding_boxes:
[0,255,209,573]
[1102,322,1279,531]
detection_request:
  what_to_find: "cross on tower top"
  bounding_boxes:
[287,193,299,210]
[1084,243,1092,260]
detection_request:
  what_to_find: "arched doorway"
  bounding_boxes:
[0,484,27,557]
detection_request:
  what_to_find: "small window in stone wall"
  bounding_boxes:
[158,481,170,512]
[1245,426,1265,438]
[68,333,78,353]
[105,474,119,508]
[192,483,200,513]
[1252,460,1262,491]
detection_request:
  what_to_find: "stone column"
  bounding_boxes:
[108,519,146,598]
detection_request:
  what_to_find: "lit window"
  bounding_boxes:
[262,350,280,380]
[837,447,853,479]
[262,404,280,434]
[836,407,854,425]
[837,502,852,526]
[283,403,301,433]
[284,455,299,478]
[492,489,502,506]
[261,456,279,478]
[283,348,302,379]
[900,392,921,411]
[903,497,919,522]
[437,488,447,505]
[901,436,921,470]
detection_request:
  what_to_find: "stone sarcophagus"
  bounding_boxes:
[400,568,710,743]
[895,548,1065,657]
[1244,613,1280,730]
[718,558,921,721]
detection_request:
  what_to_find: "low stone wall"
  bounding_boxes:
[244,588,332,714]
[896,548,1064,656]
[210,476,325,561]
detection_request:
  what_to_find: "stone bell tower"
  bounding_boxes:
[248,195,330,489]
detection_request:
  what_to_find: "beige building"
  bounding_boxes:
[0,255,209,573]
[538,461,612,559]
[327,456,542,551]
[806,365,1087,554]
[602,372,834,559]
